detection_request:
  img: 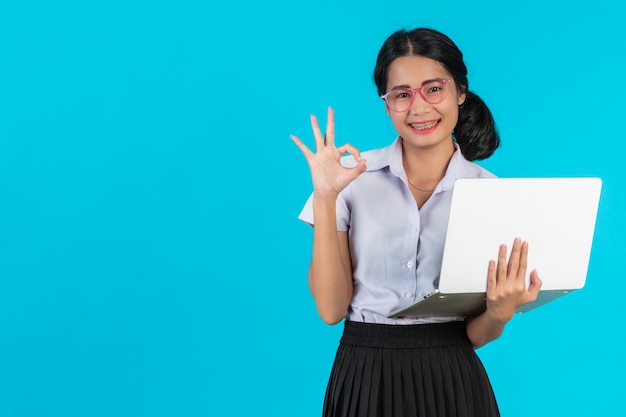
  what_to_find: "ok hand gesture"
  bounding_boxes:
[291,107,367,199]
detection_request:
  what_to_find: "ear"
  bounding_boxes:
[457,86,467,106]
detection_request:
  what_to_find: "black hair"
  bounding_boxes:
[373,28,499,161]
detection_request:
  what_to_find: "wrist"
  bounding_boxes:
[484,307,514,325]
[313,190,339,201]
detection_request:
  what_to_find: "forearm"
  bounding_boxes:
[309,195,353,324]
[465,311,507,349]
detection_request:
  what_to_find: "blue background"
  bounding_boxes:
[1,1,624,416]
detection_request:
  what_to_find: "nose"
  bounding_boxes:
[409,91,431,115]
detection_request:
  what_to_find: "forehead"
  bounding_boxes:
[386,55,450,88]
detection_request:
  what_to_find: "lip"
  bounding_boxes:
[408,119,440,135]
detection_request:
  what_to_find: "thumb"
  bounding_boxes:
[349,159,367,180]
[356,159,367,173]
[527,270,542,297]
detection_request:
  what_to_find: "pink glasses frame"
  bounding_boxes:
[380,79,453,112]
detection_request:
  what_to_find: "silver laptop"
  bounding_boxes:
[388,177,602,319]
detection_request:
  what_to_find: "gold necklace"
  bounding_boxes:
[407,178,436,193]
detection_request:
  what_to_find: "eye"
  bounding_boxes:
[425,81,445,93]
[394,90,412,99]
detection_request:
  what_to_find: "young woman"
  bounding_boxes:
[291,28,542,417]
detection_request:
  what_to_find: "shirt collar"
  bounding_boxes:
[372,137,467,193]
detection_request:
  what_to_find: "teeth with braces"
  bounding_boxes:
[410,121,438,130]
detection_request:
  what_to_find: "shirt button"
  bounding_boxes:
[403,291,412,298]
[406,261,413,268]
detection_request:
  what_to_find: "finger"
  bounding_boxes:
[325,107,335,147]
[516,240,529,283]
[336,143,362,161]
[355,158,368,175]
[336,143,367,180]
[310,114,325,150]
[487,259,497,294]
[346,159,368,182]
[290,135,314,159]
[507,237,521,278]
[527,269,543,297]
[496,244,507,283]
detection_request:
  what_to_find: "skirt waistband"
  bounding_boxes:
[340,320,470,349]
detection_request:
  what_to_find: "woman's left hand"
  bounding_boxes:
[485,238,543,323]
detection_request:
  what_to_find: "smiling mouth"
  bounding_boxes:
[409,120,440,130]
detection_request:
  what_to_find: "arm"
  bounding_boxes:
[308,221,352,324]
[291,107,367,324]
[466,238,542,348]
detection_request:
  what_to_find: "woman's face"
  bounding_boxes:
[384,55,466,151]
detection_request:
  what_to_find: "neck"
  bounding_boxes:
[402,138,455,187]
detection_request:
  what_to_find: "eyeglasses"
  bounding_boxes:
[381,79,452,112]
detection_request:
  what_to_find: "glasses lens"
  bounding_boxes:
[387,88,413,112]
[421,80,448,104]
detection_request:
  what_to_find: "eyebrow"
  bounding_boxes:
[389,78,444,91]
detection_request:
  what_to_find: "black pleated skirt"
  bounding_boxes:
[322,320,500,417]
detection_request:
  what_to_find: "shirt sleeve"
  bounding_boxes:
[297,189,351,232]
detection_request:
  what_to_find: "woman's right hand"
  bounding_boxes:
[291,107,367,199]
